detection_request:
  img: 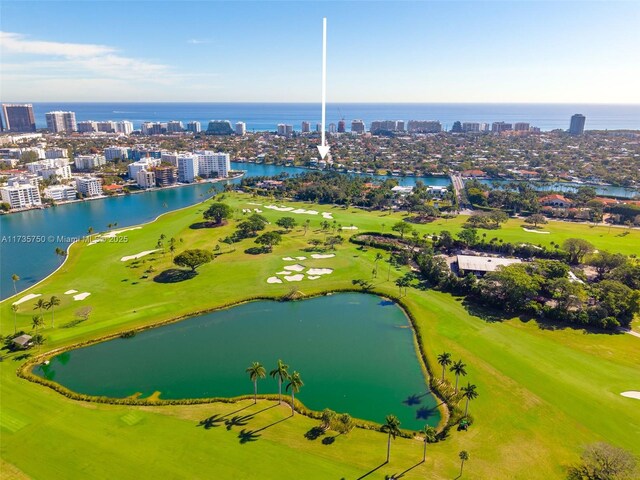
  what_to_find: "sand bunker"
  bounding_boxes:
[265,205,294,212]
[307,268,333,275]
[247,202,261,206]
[121,249,159,262]
[12,293,41,306]
[342,226,358,230]
[276,271,289,275]
[88,226,142,245]
[295,256,307,260]
[284,264,305,272]
[64,289,78,295]
[311,254,335,259]
[523,228,550,234]
[322,212,333,219]
[267,277,283,284]
[621,391,640,400]
[73,292,91,301]
[284,274,304,282]
[282,257,295,261]
[307,275,321,280]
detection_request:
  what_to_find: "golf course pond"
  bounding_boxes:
[34,292,440,430]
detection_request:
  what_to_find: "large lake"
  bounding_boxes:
[34,293,440,430]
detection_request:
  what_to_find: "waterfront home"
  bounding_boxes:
[539,194,572,208]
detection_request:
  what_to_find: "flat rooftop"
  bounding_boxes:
[457,255,522,273]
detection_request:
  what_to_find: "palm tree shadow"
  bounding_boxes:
[356,462,386,480]
[403,394,423,406]
[197,414,225,430]
[391,461,423,478]
[237,429,261,444]
[225,414,255,430]
[416,406,439,420]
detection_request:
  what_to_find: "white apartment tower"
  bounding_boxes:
[177,154,199,183]
[0,177,42,209]
[195,151,231,178]
[45,111,77,133]
[235,122,246,136]
[75,177,103,197]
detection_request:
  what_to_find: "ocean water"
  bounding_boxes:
[25,102,640,132]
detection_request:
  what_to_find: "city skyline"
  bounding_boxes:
[1,1,639,104]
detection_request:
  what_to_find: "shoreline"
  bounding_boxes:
[0,172,244,216]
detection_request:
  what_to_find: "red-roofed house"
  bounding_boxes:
[539,194,572,208]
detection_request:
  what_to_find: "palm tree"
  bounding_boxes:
[304,219,310,235]
[269,359,290,404]
[460,383,479,416]
[285,371,303,416]
[450,360,467,393]
[381,414,401,463]
[246,362,266,404]
[31,314,44,335]
[11,304,18,334]
[87,227,94,235]
[34,298,47,318]
[387,254,393,280]
[421,425,437,462]
[46,296,60,328]
[11,274,19,295]
[55,247,67,265]
[459,450,469,477]
[374,252,383,277]
[437,352,452,381]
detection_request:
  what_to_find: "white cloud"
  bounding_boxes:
[187,39,210,45]
[0,31,220,100]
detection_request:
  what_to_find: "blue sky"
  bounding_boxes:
[1,1,639,103]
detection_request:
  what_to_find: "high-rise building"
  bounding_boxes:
[26,158,72,180]
[96,121,116,133]
[43,185,77,202]
[115,121,134,135]
[128,158,161,179]
[77,121,98,133]
[301,121,311,133]
[75,177,103,197]
[235,121,246,136]
[351,120,365,134]
[328,123,336,133]
[177,154,199,183]
[195,151,231,178]
[45,148,68,159]
[462,122,481,133]
[45,111,77,133]
[141,122,165,135]
[277,124,293,136]
[337,120,346,133]
[316,123,322,132]
[74,154,106,171]
[2,104,36,132]
[166,121,184,133]
[407,120,442,133]
[104,146,130,161]
[569,114,586,135]
[153,166,178,187]
[0,176,42,209]
[187,121,201,133]
[396,120,405,132]
[491,121,513,133]
[206,120,233,135]
[136,169,156,189]
[514,122,530,132]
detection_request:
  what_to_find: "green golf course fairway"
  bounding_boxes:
[1,192,639,479]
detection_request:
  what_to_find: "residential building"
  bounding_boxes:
[315,123,322,132]
[166,121,184,133]
[127,158,161,179]
[96,121,116,133]
[141,122,165,135]
[301,121,311,133]
[351,120,365,134]
[235,121,246,136]
[77,121,98,133]
[337,120,346,133]
[456,255,522,277]
[480,123,490,132]
[195,151,230,178]
[74,154,106,171]
[539,194,572,208]
[45,111,77,133]
[187,121,201,133]
[104,146,130,161]
[407,120,442,133]
[462,122,481,133]
[75,177,103,197]
[2,104,36,132]
[130,148,162,161]
[45,148,68,159]
[115,121,134,135]
[277,124,293,136]
[136,169,156,189]
[569,114,586,135]
[206,120,233,135]
[0,176,42,208]
[43,185,77,202]
[153,166,178,187]
[177,154,199,183]
[491,121,513,133]
[26,158,72,180]
[396,120,406,132]
[328,123,336,133]
[514,122,530,132]
[161,152,179,166]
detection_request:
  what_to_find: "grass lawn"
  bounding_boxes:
[1,192,639,479]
